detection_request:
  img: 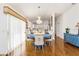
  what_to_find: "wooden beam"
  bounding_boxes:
[4,6,27,22]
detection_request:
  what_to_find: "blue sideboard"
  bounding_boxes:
[64,33,79,47]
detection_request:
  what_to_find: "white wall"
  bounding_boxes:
[0,4,8,54]
[51,14,55,39]
[47,15,55,40]
[56,15,64,38]
[56,4,79,39]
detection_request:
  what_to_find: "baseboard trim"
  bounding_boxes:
[56,36,64,40]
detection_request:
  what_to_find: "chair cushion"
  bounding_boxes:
[44,34,51,39]
[27,34,35,39]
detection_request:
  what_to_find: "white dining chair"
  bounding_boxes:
[47,36,53,46]
[34,34,44,51]
[46,31,53,46]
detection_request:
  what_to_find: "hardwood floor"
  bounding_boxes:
[11,37,79,56]
[65,43,79,56]
[55,37,79,56]
[55,37,65,56]
[23,40,55,56]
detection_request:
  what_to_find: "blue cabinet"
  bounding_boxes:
[64,33,79,47]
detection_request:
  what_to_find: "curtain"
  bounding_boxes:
[7,14,26,53]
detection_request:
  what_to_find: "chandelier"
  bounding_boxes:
[36,6,42,24]
[36,16,42,24]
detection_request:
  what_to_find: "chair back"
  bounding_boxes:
[48,31,53,41]
[35,34,44,45]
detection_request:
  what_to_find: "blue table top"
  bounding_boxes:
[27,34,51,39]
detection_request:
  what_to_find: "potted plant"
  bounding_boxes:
[65,28,70,33]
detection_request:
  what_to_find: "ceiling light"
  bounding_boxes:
[36,16,42,24]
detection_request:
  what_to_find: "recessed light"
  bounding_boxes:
[72,3,76,5]
[38,6,40,8]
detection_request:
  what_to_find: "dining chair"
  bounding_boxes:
[46,31,53,46]
[34,34,44,52]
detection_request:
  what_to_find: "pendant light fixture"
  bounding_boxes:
[36,6,42,24]
[36,16,42,24]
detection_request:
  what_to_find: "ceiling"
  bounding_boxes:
[7,3,73,23]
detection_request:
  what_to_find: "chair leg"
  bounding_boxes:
[51,41,52,46]
[49,41,52,46]
[42,45,44,53]
[48,42,50,46]
[50,42,51,46]
[35,46,37,52]
[48,41,50,46]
